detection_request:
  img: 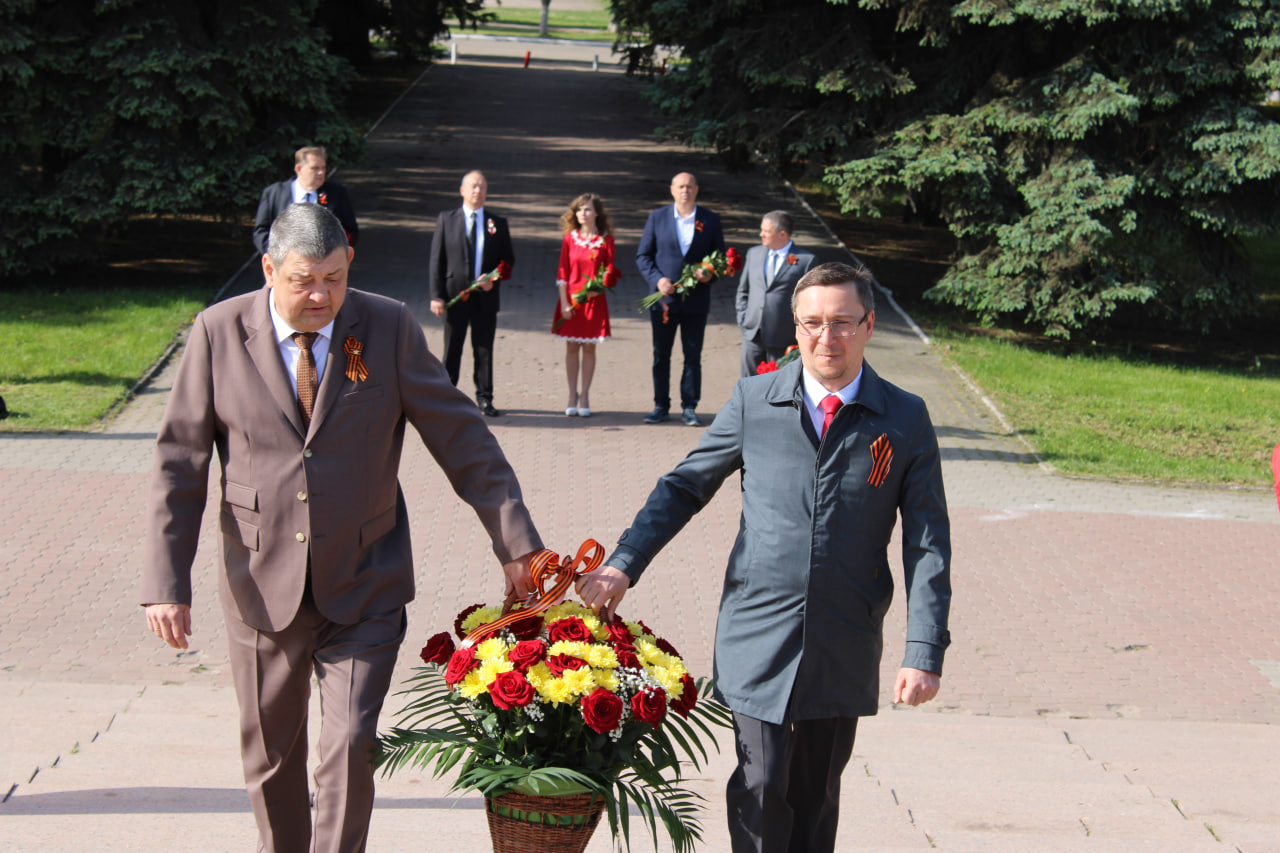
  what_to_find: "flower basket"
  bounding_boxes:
[375,539,733,853]
[485,791,604,853]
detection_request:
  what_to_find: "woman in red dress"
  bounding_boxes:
[552,193,615,417]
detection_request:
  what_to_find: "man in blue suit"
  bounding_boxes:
[636,172,727,426]
[579,261,952,853]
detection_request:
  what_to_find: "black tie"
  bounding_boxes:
[467,211,478,277]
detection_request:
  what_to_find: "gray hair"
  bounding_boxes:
[762,210,793,235]
[792,261,877,314]
[267,203,348,267]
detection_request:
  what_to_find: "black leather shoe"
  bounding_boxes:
[681,408,704,427]
[642,407,669,424]
[479,402,501,417]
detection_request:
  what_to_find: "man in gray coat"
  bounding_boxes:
[735,210,815,377]
[578,261,951,853]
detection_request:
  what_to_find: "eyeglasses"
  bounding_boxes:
[794,313,869,338]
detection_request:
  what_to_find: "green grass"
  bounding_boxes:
[456,3,615,41]
[0,285,206,431]
[932,331,1280,486]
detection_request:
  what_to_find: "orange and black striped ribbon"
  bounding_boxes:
[868,433,893,488]
[343,336,369,383]
[464,539,605,644]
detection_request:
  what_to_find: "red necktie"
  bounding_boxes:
[820,394,842,438]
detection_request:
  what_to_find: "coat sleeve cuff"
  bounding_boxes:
[902,641,946,676]
[603,544,647,586]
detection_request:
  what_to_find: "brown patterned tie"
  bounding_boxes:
[293,331,319,427]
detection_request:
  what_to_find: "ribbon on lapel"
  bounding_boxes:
[343,335,369,383]
[463,539,605,645]
[868,433,893,488]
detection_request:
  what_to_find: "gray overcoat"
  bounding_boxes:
[607,359,952,724]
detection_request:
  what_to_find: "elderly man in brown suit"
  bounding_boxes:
[142,203,542,853]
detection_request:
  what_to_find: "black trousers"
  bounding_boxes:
[442,302,497,403]
[650,310,707,410]
[726,711,858,853]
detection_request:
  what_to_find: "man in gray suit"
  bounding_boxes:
[735,211,815,377]
[142,203,541,853]
[578,261,952,853]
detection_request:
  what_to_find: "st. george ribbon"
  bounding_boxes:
[463,539,605,645]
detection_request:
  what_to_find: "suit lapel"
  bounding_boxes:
[245,287,308,437]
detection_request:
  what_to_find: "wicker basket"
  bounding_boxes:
[485,791,606,853]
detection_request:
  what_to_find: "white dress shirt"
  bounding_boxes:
[268,291,335,399]
[801,365,862,437]
[674,206,698,257]
[291,179,317,205]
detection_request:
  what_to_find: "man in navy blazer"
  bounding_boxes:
[735,210,816,377]
[253,146,359,255]
[429,171,516,417]
[579,261,952,853]
[636,172,727,427]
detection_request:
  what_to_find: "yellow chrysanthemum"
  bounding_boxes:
[547,640,592,659]
[583,645,619,669]
[594,669,620,693]
[559,667,597,698]
[648,665,683,697]
[477,658,513,686]
[461,606,503,637]
[474,637,510,662]
[538,675,576,705]
[458,670,489,700]
[525,662,553,692]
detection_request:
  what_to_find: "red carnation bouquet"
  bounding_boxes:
[638,248,743,323]
[376,540,731,852]
[445,261,513,309]
[553,262,621,332]
[756,344,801,375]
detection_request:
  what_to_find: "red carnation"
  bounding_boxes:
[635,620,655,637]
[489,671,536,709]
[605,618,634,645]
[508,639,547,673]
[671,673,698,718]
[548,616,593,644]
[756,360,778,375]
[654,637,681,660]
[508,612,544,641]
[420,632,455,665]
[631,687,668,729]
[603,264,621,288]
[613,645,641,670]
[454,604,485,639]
[581,688,624,733]
[444,646,478,685]
[497,260,513,280]
[726,247,743,274]
[546,654,588,677]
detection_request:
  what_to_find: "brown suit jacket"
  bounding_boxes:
[142,285,541,632]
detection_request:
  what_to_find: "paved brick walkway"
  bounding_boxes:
[2,34,1277,853]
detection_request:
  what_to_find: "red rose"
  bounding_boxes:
[489,670,535,709]
[497,260,513,280]
[726,247,743,274]
[756,360,778,375]
[654,637,681,660]
[455,604,485,639]
[613,645,641,670]
[420,632,455,665]
[581,687,624,733]
[508,640,546,673]
[548,617,592,644]
[631,687,668,729]
[671,673,698,718]
[444,646,478,685]
[605,618,634,645]
[604,264,621,288]
[546,654,587,677]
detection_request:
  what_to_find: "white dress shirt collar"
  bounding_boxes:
[801,365,862,437]
[267,289,335,391]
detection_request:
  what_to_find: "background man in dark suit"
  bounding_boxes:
[428,170,516,417]
[254,146,359,255]
[143,203,541,853]
[735,210,816,377]
[636,172,726,427]
[578,261,952,853]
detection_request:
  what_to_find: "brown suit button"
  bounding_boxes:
[296,532,307,542]
[297,491,308,501]
[303,448,313,458]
